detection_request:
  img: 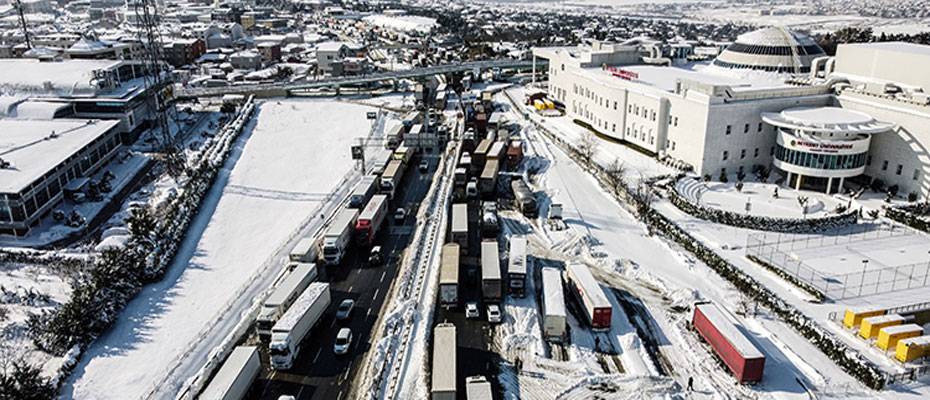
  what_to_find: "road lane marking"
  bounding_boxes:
[373,288,380,300]
[337,390,344,400]
[348,285,354,292]
[313,348,322,363]
[330,319,336,328]
[356,268,362,275]
[380,270,387,282]
[366,307,372,318]
[343,361,353,381]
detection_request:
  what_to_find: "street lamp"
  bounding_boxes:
[859,259,869,296]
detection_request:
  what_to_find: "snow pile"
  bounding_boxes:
[556,374,680,400]
[363,14,437,33]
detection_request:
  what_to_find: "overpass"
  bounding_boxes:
[174,59,545,99]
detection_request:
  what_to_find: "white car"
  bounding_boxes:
[419,160,430,172]
[487,304,502,324]
[394,207,407,222]
[465,302,480,319]
[334,328,353,355]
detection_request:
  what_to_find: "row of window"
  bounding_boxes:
[722,146,774,161]
[712,59,812,73]
[878,159,921,180]
[774,144,867,170]
[725,43,824,57]
[726,122,766,135]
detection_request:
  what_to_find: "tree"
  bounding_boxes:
[632,178,657,215]
[0,359,55,400]
[735,181,744,193]
[606,158,627,192]
[798,196,810,218]
[578,131,597,162]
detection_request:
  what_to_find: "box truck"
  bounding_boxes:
[541,267,567,342]
[349,175,379,209]
[380,159,405,198]
[199,346,260,400]
[257,263,318,338]
[270,282,331,370]
[322,209,359,266]
[439,243,460,308]
[450,203,469,254]
[289,237,319,263]
[692,302,765,383]
[479,159,500,198]
[431,323,456,400]
[512,178,538,218]
[481,240,502,302]
[564,263,612,331]
[355,194,388,246]
[507,237,527,297]
[465,376,493,400]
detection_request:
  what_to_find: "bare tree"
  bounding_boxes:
[578,130,597,162]
[606,158,627,192]
[798,196,810,218]
[633,178,657,212]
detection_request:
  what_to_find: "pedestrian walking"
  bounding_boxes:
[687,376,694,391]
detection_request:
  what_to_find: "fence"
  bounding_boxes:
[745,225,930,299]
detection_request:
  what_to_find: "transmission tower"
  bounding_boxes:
[132,0,185,176]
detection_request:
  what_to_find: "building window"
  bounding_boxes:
[674,117,678,127]
[882,160,888,171]
[613,101,617,110]
[757,122,763,132]
[867,155,872,166]
[612,124,616,132]
[754,148,759,158]
[744,124,749,134]
[914,169,920,181]
[740,149,746,159]
[722,151,729,161]
[726,125,732,135]
[770,146,775,156]
[897,164,903,175]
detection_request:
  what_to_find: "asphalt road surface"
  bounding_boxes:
[246,153,437,400]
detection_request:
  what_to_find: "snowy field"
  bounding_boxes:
[62,99,379,399]
[677,179,844,219]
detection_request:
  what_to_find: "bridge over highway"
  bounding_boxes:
[175,59,545,99]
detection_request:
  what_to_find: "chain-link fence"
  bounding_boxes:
[745,226,930,299]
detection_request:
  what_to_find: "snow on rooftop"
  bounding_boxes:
[363,14,437,33]
[0,59,119,96]
[274,282,328,332]
[542,267,566,317]
[843,41,930,57]
[762,106,894,134]
[589,62,788,93]
[0,118,120,193]
[696,303,765,360]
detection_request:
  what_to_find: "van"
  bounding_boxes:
[466,181,478,198]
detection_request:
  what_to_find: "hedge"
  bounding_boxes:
[885,203,930,233]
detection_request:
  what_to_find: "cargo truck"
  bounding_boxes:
[506,140,524,169]
[393,145,414,167]
[479,159,500,197]
[507,237,527,297]
[481,240,502,302]
[473,139,492,169]
[322,209,359,266]
[541,267,567,342]
[385,124,404,149]
[257,263,318,338]
[465,376,493,400]
[480,201,499,238]
[565,263,612,331]
[380,159,405,199]
[349,175,379,209]
[692,302,765,383]
[199,346,260,400]
[431,323,457,400]
[450,203,469,254]
[355,194,388,246]
[439,243,460,308]
[270,282,331,370]
[512,178,538,218]
[289,237,319,263]
[487,141,505,161]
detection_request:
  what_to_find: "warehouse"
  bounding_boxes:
[0,119,122,236]
[533,28,930,198]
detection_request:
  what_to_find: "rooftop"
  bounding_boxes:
[587,62,789,93]
[841,41,930,57]
[762,107,894,134]
[0,118,121,193]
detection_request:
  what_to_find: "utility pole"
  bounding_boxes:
[13,0,31,50]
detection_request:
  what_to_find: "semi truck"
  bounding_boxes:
[512,178,538,218]
[479,159,500,198]
[385,124,404,149]
[565,263,612,331]
[355,194,388,246]
[199,346,260,400]
[439,243,460,308]
[506,140,524,169]
[465,376,493,400]
[349,175,379,209]
[541,267,567,342]
[487,141,505,162]
[270,282,331,370]
[256,263,318,338]
[450,203,469,255]
[473,139,492,170]
[380,159,405,198]
[321,208,359,266]
[431,323,457,400]
[481,240,502,302]
[289,236,319,263]
[480,201,499,238]
[692,302,766,383]
[507,237,527,297]
[393,144,414,167]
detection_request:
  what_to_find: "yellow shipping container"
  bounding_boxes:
[896,335,930,363]
[859,314,904,339]
[843,307,885,329]
[544,99,555,110]
[533,100,545,111]
[877,324,923,350]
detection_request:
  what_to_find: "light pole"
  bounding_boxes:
[924,251,930,286]
[859,259,869,296]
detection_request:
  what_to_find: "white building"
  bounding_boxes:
[533,27,930,198]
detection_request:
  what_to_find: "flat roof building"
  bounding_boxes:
[0,119,122,236]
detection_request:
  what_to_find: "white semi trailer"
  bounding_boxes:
[270,282,331,370]
[321,208,359,266]
[289,236,319,263]
[199,346,260,400]
[256,263,318,338]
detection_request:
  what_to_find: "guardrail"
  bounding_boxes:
[176,59,543,99]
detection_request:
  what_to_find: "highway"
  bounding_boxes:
[248,152,438,400]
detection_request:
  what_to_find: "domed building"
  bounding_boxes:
[712,27,826,74]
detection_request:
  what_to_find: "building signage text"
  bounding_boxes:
[603,66,639,81]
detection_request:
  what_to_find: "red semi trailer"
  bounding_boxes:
[565,263,612,331]
[692,303,765,383]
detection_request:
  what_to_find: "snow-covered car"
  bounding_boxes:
[419,160,429,172]
[465,302,480,319]
[368,246,383,265]
[336,299,355,321]
[487,304,502,324]
[394,208,407,223]
[334,328,353,355]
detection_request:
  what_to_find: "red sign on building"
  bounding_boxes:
[604,65,639,81]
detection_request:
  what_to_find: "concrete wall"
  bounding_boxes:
[835,43,930,91]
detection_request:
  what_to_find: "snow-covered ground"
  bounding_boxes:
[676,179,845,218]
[499,87,918,398]
[61,99,382,399]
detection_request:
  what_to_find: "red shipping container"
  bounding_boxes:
[693,303,765,383]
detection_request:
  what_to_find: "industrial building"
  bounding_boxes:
[0,119,123,236]
[533,27,930,198]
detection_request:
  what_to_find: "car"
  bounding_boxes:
[334,328,353,355]
[369,246,383,265]
[336,299,355,321]
[466,182,478,198]
[465,302,480,319]
[394,207,407,223]
[487,304,502,324]
[419,160,429,172]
